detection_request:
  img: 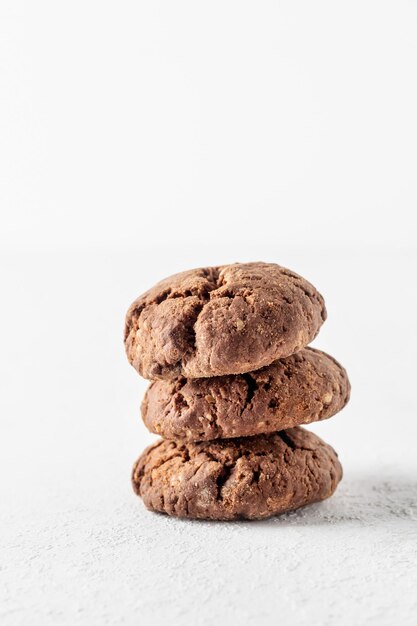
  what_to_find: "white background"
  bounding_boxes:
[1,2,416,625]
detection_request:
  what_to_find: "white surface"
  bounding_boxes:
[1,245,417,626]
[1,1,417,624]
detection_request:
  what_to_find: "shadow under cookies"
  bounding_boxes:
[252,473,417,528]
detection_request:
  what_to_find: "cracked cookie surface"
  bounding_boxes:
[124,262,326,380]
[132,427,342,520]
[141,348,350,441]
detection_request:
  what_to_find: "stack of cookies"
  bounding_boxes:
[125,262,350,521]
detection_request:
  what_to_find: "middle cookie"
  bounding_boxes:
[142,347,350,441]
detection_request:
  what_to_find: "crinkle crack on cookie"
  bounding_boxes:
[125,262,326,380]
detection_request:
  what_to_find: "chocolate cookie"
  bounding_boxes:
[132,427,342,520]
[125,262,326,380]
[141,348,350,441]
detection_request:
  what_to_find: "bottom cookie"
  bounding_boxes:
[132,427,342,520]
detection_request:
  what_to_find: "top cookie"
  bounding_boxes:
[125,262,326,380]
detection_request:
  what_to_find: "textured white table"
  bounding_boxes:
[1,246,416,625]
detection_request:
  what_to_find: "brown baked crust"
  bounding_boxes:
[141,348,350,441]
[132,427,342,520]
[124,262,326,380]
